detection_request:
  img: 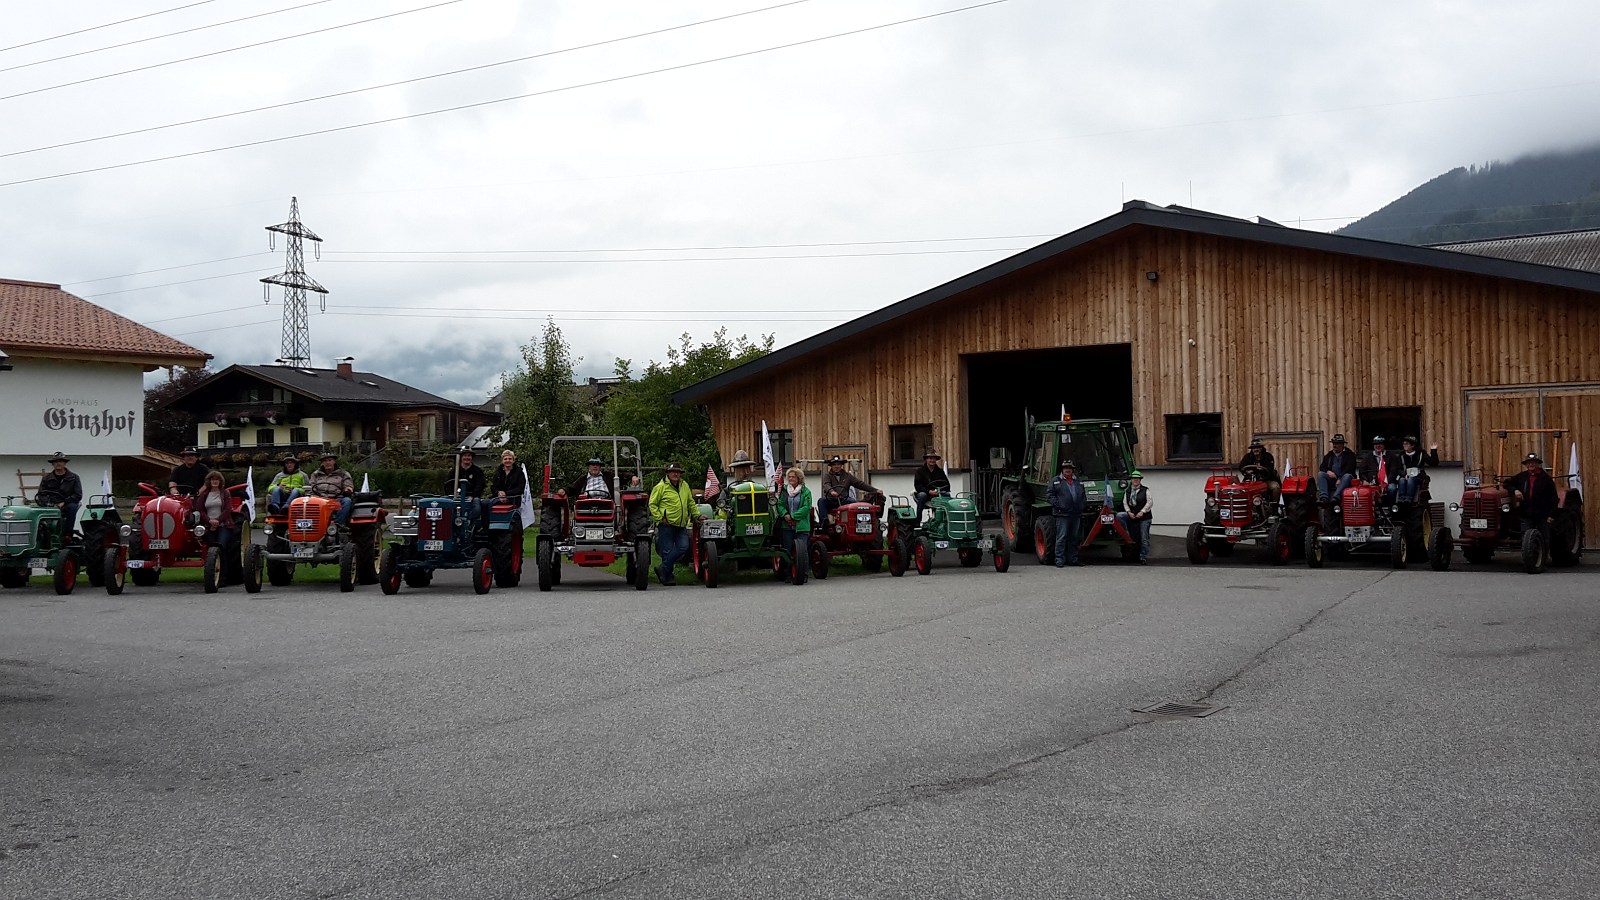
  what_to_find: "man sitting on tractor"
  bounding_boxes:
[266,455,307,514]
[450,450,486,500]
[818,455,877,526]
[1237,438,1281,501]
[1316,434,1357,504]
[560,456,616,500]
[718,450,762,513]
[1395,435,1439,504]
[1359,435,1401,504]
[38,451,82,539]
[913,450,951,520]
[167,446,210,497]
[309,452,356,525]
[1504,452,1559,549]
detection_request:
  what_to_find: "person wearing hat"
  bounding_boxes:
[562,456,614,500]
[718,450,762,513]
[449,448,487,501]
[1394,436,1440,504]
[818,455,877,527]
[1237,438,1281,501]
[1116,470,1154,564]
[38,452,83,540]
[1046,459,1088,566]
[167,446,210,497]
[1504,452,1559,552]
[649,462,702,586]
[1316,434,1358,504]
[912,450,952,520]
[1359,435,1403,503]
[308,451,356,524]
[266,455,307,514]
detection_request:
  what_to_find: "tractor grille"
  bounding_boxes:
[733,486,769,517]
[1218,491,1255,527]
[1461,496,1501,529]
[574,499,614,524]
[945,503,978,540]
[143,497,182,541]
[0,519,31,550]
[1342,490,1376,527]
[286,497,332,542]
[419,505,453,542]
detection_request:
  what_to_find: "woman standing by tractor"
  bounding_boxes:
[777,467,814,585]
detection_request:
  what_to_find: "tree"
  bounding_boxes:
[605,329,773,486]
[493,319,587,481]
[144,366,213,453]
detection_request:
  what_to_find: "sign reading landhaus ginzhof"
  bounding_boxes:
[1,360,145,457]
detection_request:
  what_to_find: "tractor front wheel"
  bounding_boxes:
[913,536,934,576]
[203,545,221,594]
[1185,522,1209,565]
[1034,517,1055,565]
[471,547,493,594]
[861,548,883,573]
[957,547,982,568]
[1429,527,1453,571]
[888,534,910,577]
[1002,489,1030,554]
[634,539,651,590]
[993,533,1011,573]
[536,539,554,592]
[353,524,379,585]
[52,554,78,596]
[243,544,264,594]
[104,546,126,596]
[338,543,357,593]
[1521,528,1545,574]
[1388,533,1408,570]
[379,546,402,595]
[1305,527,1325,568]
[809,540,830,580]
[700,542,719,588]
[1263,521,1292,565]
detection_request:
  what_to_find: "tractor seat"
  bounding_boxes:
[350,491,382,519]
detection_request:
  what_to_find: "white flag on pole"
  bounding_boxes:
[360,472,370,493]
[760,420,778,491]
[101,468,112,500]
[244,466,256,522]
[519,463,536,525]
[1569,442,1583,498]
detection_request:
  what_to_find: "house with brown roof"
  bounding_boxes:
[0,277,211,514]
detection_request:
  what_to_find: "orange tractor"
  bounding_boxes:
[246,486,385,593]
[106,481,250,594]
[1435,429,1584,573]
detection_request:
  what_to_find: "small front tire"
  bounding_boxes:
[472,546,493,594]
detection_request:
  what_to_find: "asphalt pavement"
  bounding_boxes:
[2,538,1597,899]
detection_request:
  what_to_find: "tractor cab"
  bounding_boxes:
[999,415,1140,563]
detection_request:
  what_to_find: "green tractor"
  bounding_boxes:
[690,481,799,587]
[0,491,120,595]
[888,493,1010,575]
[999,416,1141,563]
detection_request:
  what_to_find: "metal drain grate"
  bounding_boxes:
[1131,700,1228,718]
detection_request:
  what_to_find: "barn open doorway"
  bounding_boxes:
[963,343,1134,511]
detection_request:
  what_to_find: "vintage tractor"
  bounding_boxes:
[1304,477,1434,570]
[690,481,799,587]
[380,448,521,595]
[106,481,250,594]
[999,415,1141,563]
[0,490,118,594]
[245,486,385,593]
[805,489,908,578]
[897,492,1010,575]
[1185,465,1313,564]
[1434,429,1584,574]
[534,436,650,592]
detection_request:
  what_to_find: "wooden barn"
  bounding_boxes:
[674,202,1600,544]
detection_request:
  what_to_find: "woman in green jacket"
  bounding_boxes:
[777,467,813,585]
[266,455,307,514]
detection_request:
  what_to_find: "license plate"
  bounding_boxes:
[125,560,146,569]
[747,524,763,535]
[1100,514,1115,524]
[1345,526,1370,542]
[856,513,872,522]
[854,524,873,534]
[27,557,48,568]
[421,540,445,551]
[1469,518,1489,530]
[292,546,316,559]
[1224,527,1241,537]
[296,519,313,529]
[146,539,169,550]
[586,528,606,540]
[935,540,950,549]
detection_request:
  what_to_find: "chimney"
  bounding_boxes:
[336,357,354,379]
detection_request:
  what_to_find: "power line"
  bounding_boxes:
[320,247,1024,264]
[324,233,1056,253]
[0,0,466,103]
[2,0,816,160]
[0,0,1013,188]
[0,1,220,54]
[169,311,856,337]
[146,305,262,324]
[0,1,342,74]
[80,268,279,297]
[62,252,274,285]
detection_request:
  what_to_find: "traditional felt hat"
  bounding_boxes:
[1130,470,1144,478]
[1331,434,1347,444]
[321,451,337,461]
[586,456,604,466]
[182,446,200,455]
[1060,459,1076,469]
[46,451,69,464]
[281,454,299,465]
[827,455,846,465]
[1372,435,1387,445]
[924,449,941,460]
[1524,452,1544,465]
[1248,438,1264,449]
[730,450,754,466]
[665,461,683,473]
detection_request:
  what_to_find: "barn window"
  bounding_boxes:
[1166,413,1223,462]
[756,429,795,467]
[890,424,933,467]
[1356,406,1423,449]
[255,429,275,447]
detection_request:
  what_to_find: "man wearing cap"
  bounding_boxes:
[818,455,877,526]
[912,450,951,520]
[649,462,701,586]
[308,452,355,525]
[167,446,210,497]
[719,450,761,513]
[449,449,486,500]
[1394,436,1440,504]
[1359,435,1402,503]
[1237,438,1281,501]
[1046,459,1088,566]
[1116,470,1154,564]
[1504,452,1559,552]
[563,456,614,500]
[1316,434,1358,504]
[266,455,307,515]
[38,452,83,540]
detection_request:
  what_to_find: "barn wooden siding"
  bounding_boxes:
[703,226,1600,492]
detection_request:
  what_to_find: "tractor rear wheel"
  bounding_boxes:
[957,547,982,567]
[472,547,493,594]
[888,534,910,577]
[1462,542,1495,564]
[1521,529,1545,574]
[809,540,830,580]
[1429,527,1453,571]
[1002,489,1031,555]
[353,524,379,585]
[1263,522,1292,565]
[86,544,106,588]
[0,567,25,589]
[700,542,719,588]
[379,546,402,595]
[791,538,808,585]
[861,549,883,573]
[536,539,553,592]
[1034,517,1055,565]
[52,554,78,596]
[203,545,221,594]
[243,544,264,594]
[913,536,934,576]
[1550,505,1585,567]
[131,565,160,587]
[992,533,1011,573]
[493,531,519,588]
[267,558,294,587]
[1305,527,1325,568]
[403,568,432,588]
[338,543,357,593]
[1185,523,1209,565]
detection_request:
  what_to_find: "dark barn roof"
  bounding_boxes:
[1432,228,1600,274]
[674,202,1600,404]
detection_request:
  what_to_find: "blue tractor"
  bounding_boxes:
[378,447,523,595]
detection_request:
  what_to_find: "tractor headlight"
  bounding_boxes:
[1501,503,1511,513]
[1448,502,1460,512]
[1252,496,1262,507]
[603,527,615,539]
[1333,504,1341,513]
[119,524,132,537]
[328,524,338,536]
[1204,498,1217,509]
[263,524,274,535]
[192,525,206,538]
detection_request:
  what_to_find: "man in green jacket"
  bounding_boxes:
[649,462,702,586]
[266,455,307,514]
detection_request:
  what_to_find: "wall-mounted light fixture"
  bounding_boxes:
[1145,271,1159,282]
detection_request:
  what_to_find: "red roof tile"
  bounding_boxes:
[0,277,210,367]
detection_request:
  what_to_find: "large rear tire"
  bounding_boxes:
[493,531,518,588]
[353,524,379,585]
[1003,489,1032,556]
[244,544,264,594]
[1185,522,1209,565]
[203,545,221,594]
[379,546,402,595]
[1550,506,1585,567]
[1034,517,1055,565]
[536,538,553,592]
[472,547,493,594]
[1429,527,1453,571]
[1521,528,1545,574]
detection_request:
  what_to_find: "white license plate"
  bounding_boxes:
[1469,518,1489,530]
[421,540,445,551]
[292,546,316,559]
[27,557,48,568]
[125,560,147,569]
[1100,514,1115,524]
[146,539,169,550]
[1224,527,1241,537]
[854,524,873,534]
[1345,526,1370,542]
[747,524,763,535]
[295,519,313,529]
[585,528,606,540]
[935,540,950,549]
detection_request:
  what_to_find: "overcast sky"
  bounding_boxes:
[4,0,1597,402]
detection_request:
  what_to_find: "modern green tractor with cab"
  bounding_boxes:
[999,416,1141,563]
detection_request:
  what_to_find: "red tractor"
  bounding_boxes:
[1435,429,1584,573]
[1186,466,1313,564]
[1305,478,1434,569]
[805,489,909,578]
[246,488,385,593]
[535,436,653,592]
[106,481,250,594]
